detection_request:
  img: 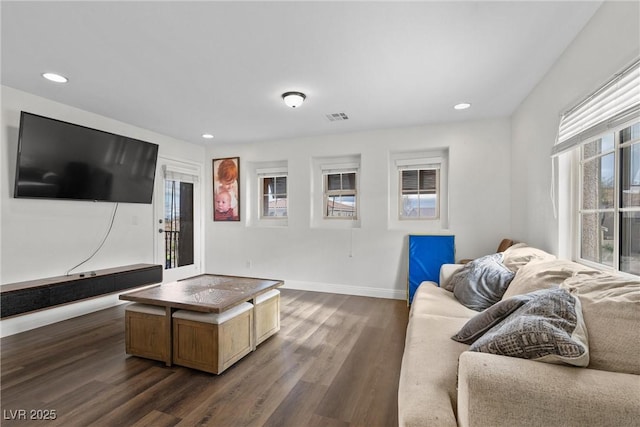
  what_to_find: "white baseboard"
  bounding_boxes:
[282,280,406,300]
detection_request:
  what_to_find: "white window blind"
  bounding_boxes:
[321,162,359,175]
[395,157,442,170]
[163,164,199,183]
[256,167,287,177]
[552,59,640,157]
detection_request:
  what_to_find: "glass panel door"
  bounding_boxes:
[164,180,194,268]
[155,159,201,282]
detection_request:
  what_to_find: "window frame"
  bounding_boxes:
[575,119,640,275]
[398,165,441,221]
[322,168,358,220]
[259,173,288,220]
[249,162,289,227]
[389,152,448,230]
[311,155,361,229]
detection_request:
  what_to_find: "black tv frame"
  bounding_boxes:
[14,111,159,204]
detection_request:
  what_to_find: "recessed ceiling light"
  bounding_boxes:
[42,73,68,83]
[454,102,471,110]
[202,133,214,139]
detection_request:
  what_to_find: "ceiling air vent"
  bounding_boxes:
[325,112,349,122]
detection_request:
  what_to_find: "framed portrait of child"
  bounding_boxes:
[213,157,240,221]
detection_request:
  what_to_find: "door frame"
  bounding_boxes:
[154,156,204,283]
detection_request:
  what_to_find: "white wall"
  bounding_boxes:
[0,86,205,336]
[5,2,635,335]
[511,1,640,254]
[206,118,512,299]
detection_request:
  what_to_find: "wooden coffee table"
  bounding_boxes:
[119,274,283,366]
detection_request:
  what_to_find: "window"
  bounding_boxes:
[399,167,440,220]
[620,124,640,274]
[250,162,288,227]
[311,155,361,228]
[261,175,287,218]
[579,133,616,267]
[578,122,639,274]
[554,59,639,276]
[389,150,448,230]
[324,171,357,218]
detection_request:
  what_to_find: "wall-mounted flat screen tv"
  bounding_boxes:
[14,112,159,204]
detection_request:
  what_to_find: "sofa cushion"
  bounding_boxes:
[501,259,598,300]
[398,314,470,427]
[439,264,464,291]
[451,293,533,344]
[502,244,556,273]
[449,253,515,311]
[469,288,589,367]
[561,273,640,375]
[458,352,640,427]
[410,282,478,319]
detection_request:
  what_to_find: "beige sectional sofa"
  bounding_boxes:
[398,245,640,427]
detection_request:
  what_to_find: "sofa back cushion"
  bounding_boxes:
[501,259,598,300]
[561,273,640,375]
[411,282,478,319]
[502,244,556,273]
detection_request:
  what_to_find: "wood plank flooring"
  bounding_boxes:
[1,289,409,427]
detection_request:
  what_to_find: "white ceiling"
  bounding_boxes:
[1,1,602,146]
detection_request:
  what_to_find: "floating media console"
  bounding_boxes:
[1,264,163,318]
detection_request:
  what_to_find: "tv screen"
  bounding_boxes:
[14,112,159,204]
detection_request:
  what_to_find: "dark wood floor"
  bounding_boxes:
[1,289,409,427]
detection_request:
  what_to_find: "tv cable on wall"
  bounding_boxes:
[65,203,119,276]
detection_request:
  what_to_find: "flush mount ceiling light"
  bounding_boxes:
[42,72,68,83]
[202,133,214,139]
[454,102,471,110]
[282,91,306,108]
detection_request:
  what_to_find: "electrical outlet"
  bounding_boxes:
[246,260,252,269]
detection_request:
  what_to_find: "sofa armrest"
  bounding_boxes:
[439,264,464,288]
[458,351,640,427]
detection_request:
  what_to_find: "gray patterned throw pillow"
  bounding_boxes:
[469,288,590,367]
[451,293,534,344]
[449,253,515,311]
